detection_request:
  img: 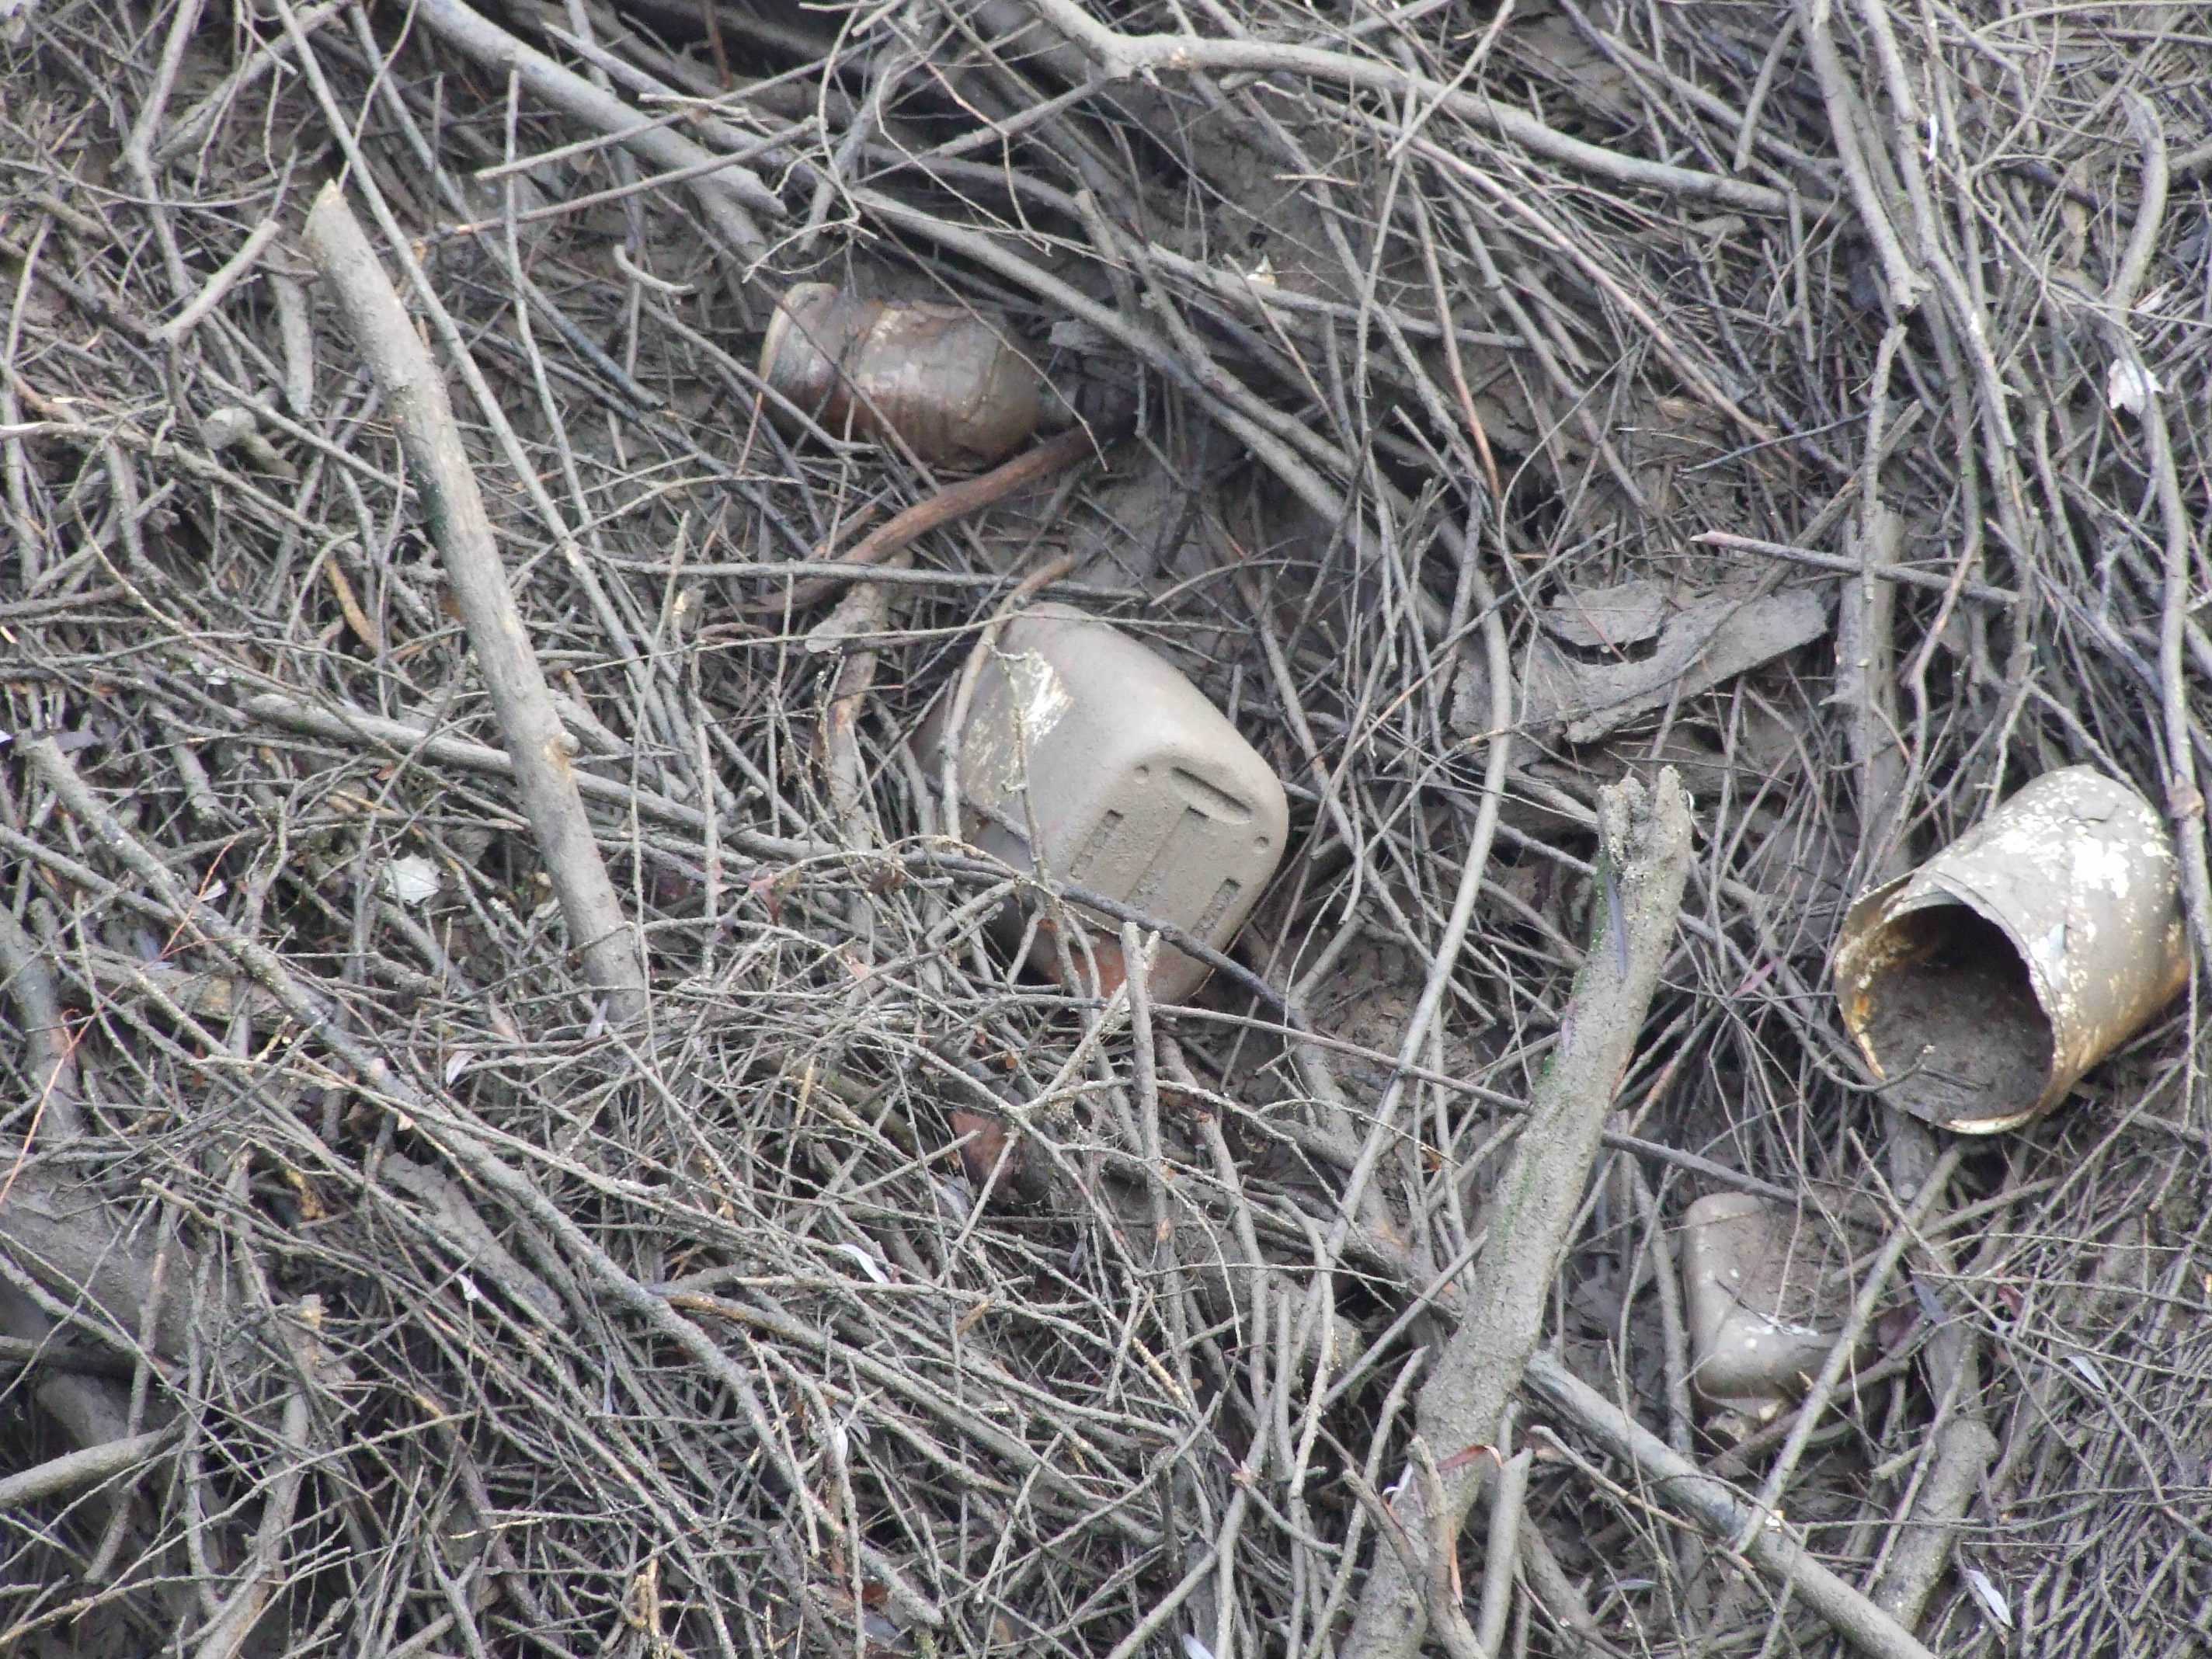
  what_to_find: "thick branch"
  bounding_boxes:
[1343,768,1694,1659]
[1838,501,1908,887]
[303,184,648,1018]
[1870,1415,1998,1629]
[0,1424,176,1511]
[0,906,84,1143]
[1795,0,1923,312]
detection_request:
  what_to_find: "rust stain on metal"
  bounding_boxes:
[1834,767,2188,1133]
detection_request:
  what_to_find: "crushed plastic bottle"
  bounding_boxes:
[760,283,1042,468]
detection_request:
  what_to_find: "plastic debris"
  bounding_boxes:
[760,283,1042,467]
[382,854,443,907]
[1682,1192,1867,1431]
[922,603,1287,1003]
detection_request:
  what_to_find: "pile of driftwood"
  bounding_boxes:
[2,0,2209,1656]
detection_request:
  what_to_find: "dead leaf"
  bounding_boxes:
[2107,355,2161,416]
[280,1164,327,1223]
[1963,1566,2013,1629]
[1458,587,1831,743]
[1542,579,1667,651]
[1435,1442,1502,1475]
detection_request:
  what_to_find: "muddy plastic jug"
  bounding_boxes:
[924,603,1288,1001]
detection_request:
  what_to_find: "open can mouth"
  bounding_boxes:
[1833,767,2189,1133]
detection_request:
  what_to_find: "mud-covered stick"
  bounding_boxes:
[1871,1414,2001,1629]
[1342,768,1694,1659]
[745,421,1122,613]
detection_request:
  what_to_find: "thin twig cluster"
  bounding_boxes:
[2,1,2208,1656]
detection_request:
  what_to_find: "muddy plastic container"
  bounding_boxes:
[760,283,1041,468]
[1682,1193,1864,1427]
[923,603,1288,1003]
[1834,767,2189,1134]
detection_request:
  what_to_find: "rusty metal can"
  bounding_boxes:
[759,282,1041,467]
[1833,766,2189,1133]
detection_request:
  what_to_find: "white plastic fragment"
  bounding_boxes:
[1964,1566,2013,1629]
[383,854,442,907]
[834,1243,891,1285]
[2107,356,2162,416]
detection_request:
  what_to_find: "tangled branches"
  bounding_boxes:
[2,0,2210,1655]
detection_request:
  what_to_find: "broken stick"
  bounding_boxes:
[1524,1350,1937,1659]
[0,1423,178,1511]
[745,420,1120,613]
[302,183,647,1019]
[1342,767,1694,1659]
